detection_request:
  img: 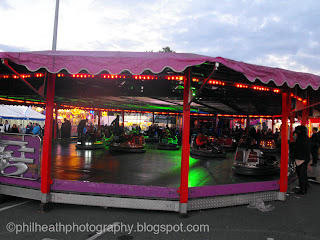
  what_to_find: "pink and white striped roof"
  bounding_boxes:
[1,50,320,90]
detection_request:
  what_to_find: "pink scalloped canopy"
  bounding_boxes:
[1,50,320,90]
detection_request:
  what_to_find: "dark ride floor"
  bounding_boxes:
[51,142,283,187]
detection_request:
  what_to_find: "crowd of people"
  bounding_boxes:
[0,120,42,135]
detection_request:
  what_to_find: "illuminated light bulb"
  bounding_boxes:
[147,76,150,79]
[111,75,114,78]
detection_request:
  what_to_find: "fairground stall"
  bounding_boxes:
[0,51,319,215]
[0,104,45,129]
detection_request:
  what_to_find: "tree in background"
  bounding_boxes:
[146,46,175,53]
[159,46,175,53]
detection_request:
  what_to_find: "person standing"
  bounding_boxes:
[25,122,33,134]
[64,118,72,139]
[31,123,41,135]
[77,119,88,138]
[310,127,319,166]
[61,118,72,141]
[18,124,23,133]
[10,124,19,133]
[293,125,311,194]
[4,120,10,132]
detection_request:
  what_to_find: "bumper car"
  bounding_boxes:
[232,143,279,175]
[109,135,146,153]
[259,139,277,153]
[157,136,179,150]
[105,134,115,146]
[76,137,106,150]
[190,134,226,158]
[218,136,237,151]
[144,135,159,142]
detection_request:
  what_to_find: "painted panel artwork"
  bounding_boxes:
[0,133,41,180]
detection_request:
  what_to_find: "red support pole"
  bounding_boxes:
[180,68,191,207]
[41,73,56,194]
[121,110,125,129]
[301,96,309,126]
[53,104,58,139]
[279,91,290,193]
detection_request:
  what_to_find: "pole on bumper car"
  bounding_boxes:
[121,110,125,130]
[53,104,58,139]
[279,90,290,200]
[97,110,101,129]
[179,67,191,215]
[40,73,56,211]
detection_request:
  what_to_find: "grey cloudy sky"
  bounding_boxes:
[1,0,320,74]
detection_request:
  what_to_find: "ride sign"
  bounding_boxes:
[0,133,41,180]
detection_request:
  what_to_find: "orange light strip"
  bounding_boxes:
[0,73,44,79]
[235,84,249,89]
[134,75,158,80]
[253,86,269,91]
[208,80,225,85]
[0,97,46,105]
[166,76,184,81]
[291,93,307,103]
[217,114,274,118]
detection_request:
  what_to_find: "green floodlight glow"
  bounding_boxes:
[188,168,209,187]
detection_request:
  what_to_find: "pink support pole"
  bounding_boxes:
[279,91,290,193]
[41,73,56,194]
[180,68,191,205]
